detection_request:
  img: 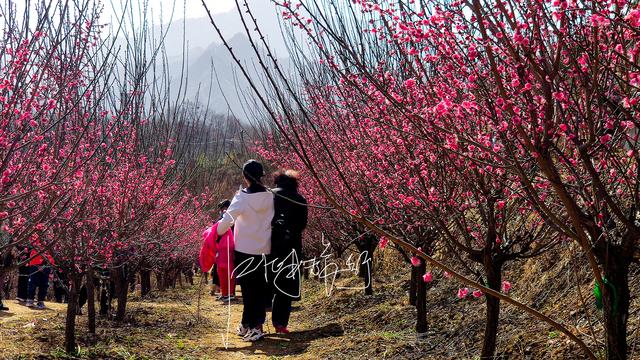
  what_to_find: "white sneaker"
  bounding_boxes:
[236,324,249,337]
[242,328,265,342]
[25,299,34,307]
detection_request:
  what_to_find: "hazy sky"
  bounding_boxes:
[102,0,235,24]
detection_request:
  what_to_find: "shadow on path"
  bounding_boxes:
[215,322,344,357]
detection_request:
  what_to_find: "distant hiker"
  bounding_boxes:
[269,170,308,333]
[53,269,68,303]
[217,159,274,342]
[26,249,54,309]
[16,246,31,304]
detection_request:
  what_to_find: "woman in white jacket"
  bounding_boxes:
[216,159,274,342]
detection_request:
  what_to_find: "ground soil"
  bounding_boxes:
[1,246,639,359]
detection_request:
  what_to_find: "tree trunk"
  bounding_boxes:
[601,249,630,360]
[64,275,81,353]
[415,261,428,337]
[481,258,503,359]
[156,271,165,291]
[129,272,136,293]
[113,268,129,321]
[172,269,178,288]
[163,269,173,289]
[86,270,96,334]
[140,270,151,297]
[186,270,194,285]
[356,237,375,295]
[409,265,418,306]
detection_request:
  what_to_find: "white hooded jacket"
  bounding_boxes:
[217,189,274,255]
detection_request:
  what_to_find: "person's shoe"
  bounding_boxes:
[242,327,265,342]
[16,297,25,303]
[25,299,34,307]
[0,303,8,311]
[274,325,290,334]
[35,302,45,310]
[236,324,249,337]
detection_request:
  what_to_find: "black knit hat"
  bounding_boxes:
[242,159,265,183]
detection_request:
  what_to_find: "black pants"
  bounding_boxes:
[17,265,30,300]
[28,266,51,302]
[234,251,267,329]
[264,282,273,310]
[272,294,292,327]
[211,264,219,286]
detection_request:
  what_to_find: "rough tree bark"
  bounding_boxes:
[86,270,96,334]
[481,254,503,360]
[156,271,165,291]
[601,246,631,360]
[140,269,151,297]
[356,236,376,295]
[113,267,129,321]
[64,275,81,353]
[409,265,418,306]
[416,261,428,337]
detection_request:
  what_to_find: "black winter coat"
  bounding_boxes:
[270,187,308,301]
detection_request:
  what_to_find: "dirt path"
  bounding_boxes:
[0,282,342,359]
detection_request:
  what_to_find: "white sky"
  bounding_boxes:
[10,1,235,27]
[102,0,235,24]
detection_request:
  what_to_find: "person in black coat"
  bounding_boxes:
[269,170,308,333]
[16,245,31,303]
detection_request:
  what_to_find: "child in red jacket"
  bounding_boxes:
[215,222,235,301]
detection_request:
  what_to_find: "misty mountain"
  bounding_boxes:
[155,1,292,120]
[163,32,291,121]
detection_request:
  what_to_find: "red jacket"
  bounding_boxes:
[198,222,234,272]
[29,249,54,266]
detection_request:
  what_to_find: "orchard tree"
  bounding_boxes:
[201,0,640,358]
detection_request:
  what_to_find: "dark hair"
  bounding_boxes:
[242,159,265,184]
[217,199,231,210]
[273,169,300,190]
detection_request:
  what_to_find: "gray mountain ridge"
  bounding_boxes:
[156,1,291,119]
[165,32,291,120]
